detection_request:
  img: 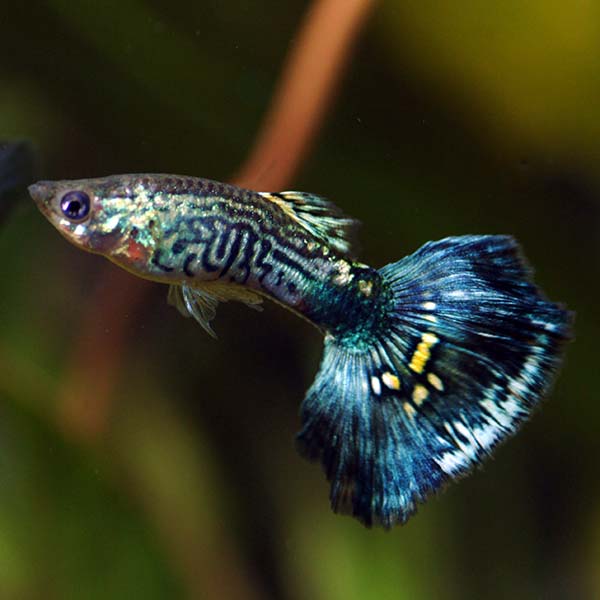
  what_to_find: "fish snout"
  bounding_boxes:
[28,181,55,207]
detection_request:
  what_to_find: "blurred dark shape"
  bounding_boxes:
[0,140,36,225]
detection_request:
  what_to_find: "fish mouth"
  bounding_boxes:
[29,181,56,215]
[29,180,55,201]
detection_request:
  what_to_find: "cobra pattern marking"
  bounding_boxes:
[150,190,340,308]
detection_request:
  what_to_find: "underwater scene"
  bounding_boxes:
[0,1,598,599]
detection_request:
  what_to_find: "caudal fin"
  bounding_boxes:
[297,235,572,528]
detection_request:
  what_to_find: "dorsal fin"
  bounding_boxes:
[260,191,360,257]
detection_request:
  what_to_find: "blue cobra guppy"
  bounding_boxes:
[29,174,572,528]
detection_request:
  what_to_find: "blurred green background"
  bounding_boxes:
[1,1,598,599]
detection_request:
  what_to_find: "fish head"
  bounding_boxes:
[29,175,163,272]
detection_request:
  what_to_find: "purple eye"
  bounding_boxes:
[60,191,90,221]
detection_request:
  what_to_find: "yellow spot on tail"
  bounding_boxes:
[403,402,417,419]
[422,301,436,310]
[332,261,353,285]
[358,280,373,296]
[423,314,438,323]
[409,332,439,374]
[412,384,429,405]
[409,347,430,374]
[427,372,444,392]
[382,371,401,390]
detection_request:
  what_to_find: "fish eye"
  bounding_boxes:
[60,191,90,222]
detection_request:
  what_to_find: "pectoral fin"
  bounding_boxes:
[167,281,264,338]
[168,284,220,338]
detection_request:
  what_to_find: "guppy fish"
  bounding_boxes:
[29,174,572,528]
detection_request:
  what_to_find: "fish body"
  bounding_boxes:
[30,173,572,528]
[30,174,386,338]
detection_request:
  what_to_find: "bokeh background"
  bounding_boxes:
[1,1,598,599]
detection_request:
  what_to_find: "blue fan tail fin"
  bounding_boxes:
[297,235,572,528]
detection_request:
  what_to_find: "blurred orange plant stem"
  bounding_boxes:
[55,2,376,595]
[59,0,376,443]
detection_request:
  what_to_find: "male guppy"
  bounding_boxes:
[30,174,571,528]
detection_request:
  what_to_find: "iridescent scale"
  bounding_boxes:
[118,175,384,335]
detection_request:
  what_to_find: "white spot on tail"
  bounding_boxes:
[436,450,469,475]
[481,398,513,429]
[472,417,501,449]
[501,396,523,418]
[371,376,381,396]
[448,290,467,299]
